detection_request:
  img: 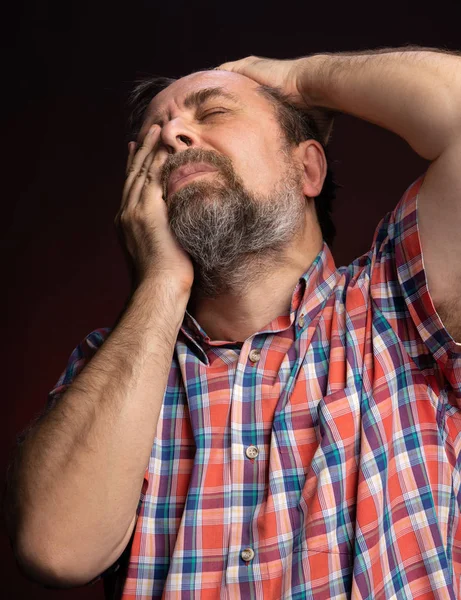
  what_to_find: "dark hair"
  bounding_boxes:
[125,72,340,247]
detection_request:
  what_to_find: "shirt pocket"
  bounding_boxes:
[271,386,361,555]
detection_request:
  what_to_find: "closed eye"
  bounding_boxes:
[200,110,228,120]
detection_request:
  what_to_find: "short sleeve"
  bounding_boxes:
[46,327,113,413]
[369,172,461,398]
[45,328,118,586]
[45,326,149,587]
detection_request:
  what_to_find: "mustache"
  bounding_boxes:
[160,148,236,198]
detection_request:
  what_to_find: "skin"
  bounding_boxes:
[216,51,461,344]
[135,70,327,342]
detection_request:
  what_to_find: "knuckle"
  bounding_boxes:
[148,160,159,173]
[118,209,129,222]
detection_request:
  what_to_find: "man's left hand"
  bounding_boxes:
[215,55,313,108]
[215,55,337,145]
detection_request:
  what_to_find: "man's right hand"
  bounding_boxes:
[115,124,195,292]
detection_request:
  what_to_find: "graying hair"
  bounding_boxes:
[124,70,340,246]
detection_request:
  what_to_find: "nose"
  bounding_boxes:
[160,119,196,153]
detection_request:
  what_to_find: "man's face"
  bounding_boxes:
[137,70,308,298]
[138,70,298,200]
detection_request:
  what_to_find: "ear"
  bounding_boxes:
[295,140,327,198]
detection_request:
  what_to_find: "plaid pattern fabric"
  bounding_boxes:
[46,172,461,599]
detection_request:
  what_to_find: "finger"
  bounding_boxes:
[115,148,163,232]
[126,141,136,173]
[125,140,146,179]
[214,61,236,71]
[124,131,166,212]
[121,149,157,213]
[115,148,156,229]
[124,125,159,181]
[122,125,160,202]
[137,151,167,207]
[215,56,260,74]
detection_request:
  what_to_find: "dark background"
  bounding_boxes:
[2,0,460,597]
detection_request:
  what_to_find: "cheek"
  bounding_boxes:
[240,148,284,193]
[212,127,283,192]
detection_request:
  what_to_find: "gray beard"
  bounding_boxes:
[164,150,306,299]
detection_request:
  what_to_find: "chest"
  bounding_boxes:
[436,299,461,344]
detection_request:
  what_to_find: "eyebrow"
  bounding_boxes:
[150,86,242,125]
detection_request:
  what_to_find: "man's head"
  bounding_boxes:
[125,69,338,297]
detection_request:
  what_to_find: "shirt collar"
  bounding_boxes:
[292,241,338,328]
[180,242,338,357]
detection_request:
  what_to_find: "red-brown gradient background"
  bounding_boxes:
[3,0,460,597]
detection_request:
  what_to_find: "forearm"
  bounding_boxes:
[6,278,190,584]
[300,46,461,160]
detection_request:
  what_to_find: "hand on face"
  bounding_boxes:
[114,125,195,292]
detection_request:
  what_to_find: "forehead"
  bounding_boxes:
[145,70,269,124]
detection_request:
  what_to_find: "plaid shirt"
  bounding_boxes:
[46,173,461,599]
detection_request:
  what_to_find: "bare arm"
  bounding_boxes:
[4,124,195,587]
[217,47,461,339]
[4,277,190,586]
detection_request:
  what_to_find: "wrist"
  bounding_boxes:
[296,54,341,110]
[136,274,192,303]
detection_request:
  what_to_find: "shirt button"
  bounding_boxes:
[241,547,255,562]
[248,349,261,362]
[298,314,305,328]
[245,445,259,459]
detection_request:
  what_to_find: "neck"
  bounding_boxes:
[187,211,323,342]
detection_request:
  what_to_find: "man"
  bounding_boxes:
[4,46,461,599]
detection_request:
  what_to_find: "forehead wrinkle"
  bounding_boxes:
[149,86,243,126]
